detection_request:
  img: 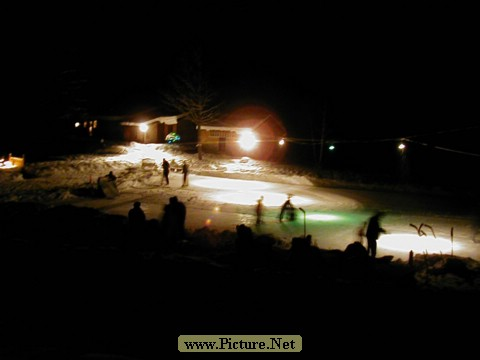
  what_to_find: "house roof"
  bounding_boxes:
[200,125,251,132]
[212,105,287,137]
[120,114,187,127]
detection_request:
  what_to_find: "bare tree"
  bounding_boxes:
[163,49,221,159]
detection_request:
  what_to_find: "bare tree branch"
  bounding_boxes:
[162,48,222,126]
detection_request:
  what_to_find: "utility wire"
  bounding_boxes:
[284,124,480,157]
[403,138,480,157]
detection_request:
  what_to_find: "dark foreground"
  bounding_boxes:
[1,202,479,359]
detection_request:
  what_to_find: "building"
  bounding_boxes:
[194,106,288,161]
[98,105,287,161]
[120,115,184,144]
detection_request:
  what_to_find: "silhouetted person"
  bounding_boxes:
[98,170,116,186]
[279,195,295,222]
[182,161,189,187]
[408,250,414,267]
[128,201,146,228]
[366,211,387,258]
[161,158,170,186]
[357,221,367,246]
[175,197,187,239]
[236,224,254,254]
[256,196,264,225]
[106,171,116,182]
[162,196,186,247]
[97,171,118,198]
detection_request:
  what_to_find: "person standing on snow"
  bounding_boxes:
[161,158,170,186]
[162,196,187,248]
[356,221,367,246]
[366,211,387,258]
[279,194,295,222]
[182,160,189,187]
[256,195,264,225]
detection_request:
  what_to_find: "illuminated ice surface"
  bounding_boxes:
[1,143,478,262]
[379,233,462,254]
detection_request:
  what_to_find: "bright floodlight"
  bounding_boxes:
[238,130,257,151]
[398,143,406,150]
[279,138,285,146]
[139,123,149,133]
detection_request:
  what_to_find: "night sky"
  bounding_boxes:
[3,2,478,185]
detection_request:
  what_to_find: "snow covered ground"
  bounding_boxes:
[0,142,316,203]
[1,142,479,264]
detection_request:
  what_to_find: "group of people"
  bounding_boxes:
[98,158,189,197]
[256,194,387,259]
[161,158,189,187]
[111,166,389,259]
[128,196,187,246]
[255,194,296,225]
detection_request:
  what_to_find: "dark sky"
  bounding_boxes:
[4,1,479,148]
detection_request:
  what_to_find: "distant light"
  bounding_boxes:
[328,145,335,151]
[398,143,406,150]
[213,206,220,212]
[139,123,149,133]
[238,130,257,151]
[74,122,81,128]
[279,138,285,146]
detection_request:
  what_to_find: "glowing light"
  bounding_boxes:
[0,160,15,169]
[139,123,149,133]
[74,122,81,128]
[279,138,285,146]
[205,219,212,226]
[379,233,461,254]
[213,206,220,212]
[0,154,24,171]
[398,143,406,150]
[238,130,257,151]
[306,214,341,222]
[328,145,335,151]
